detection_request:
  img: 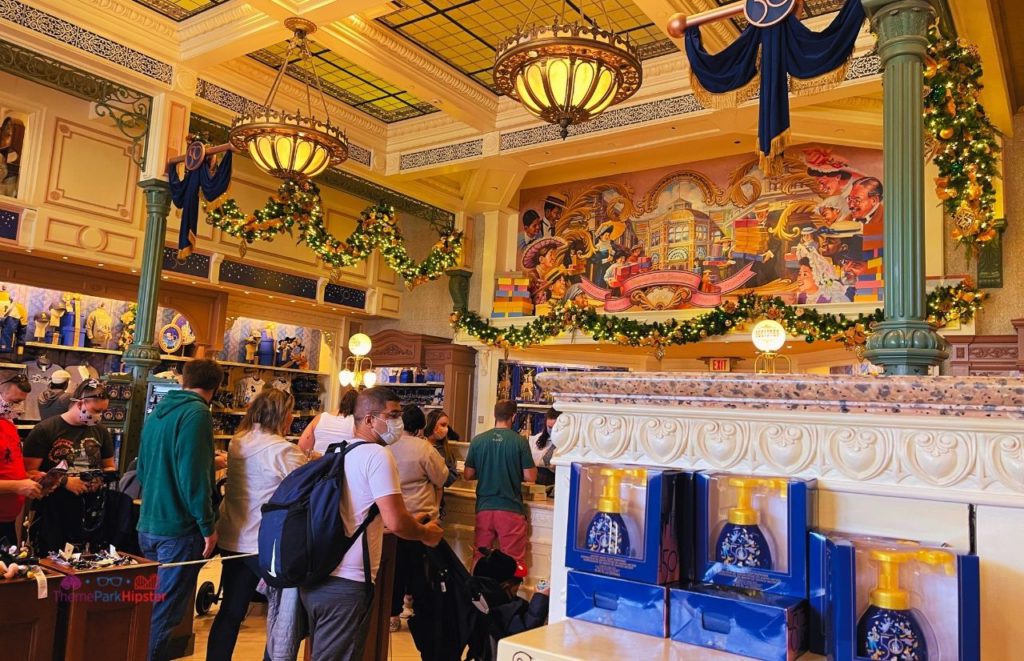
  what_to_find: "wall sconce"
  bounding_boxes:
[339,332,376,387]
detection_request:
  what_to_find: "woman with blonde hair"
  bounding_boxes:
[208,389,307,661]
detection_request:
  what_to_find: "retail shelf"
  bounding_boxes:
[0,361,25,369]
[382,382,445,388]
[159,354,191,362]
[24,341,122,355]
[516,403,554,410]
[214,409,317,417]
[216,359,329,376]
[15,423,34,430]
[422,404,444,410]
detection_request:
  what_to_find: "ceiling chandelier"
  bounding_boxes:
[229,18,347,180]
[493,0,643,139]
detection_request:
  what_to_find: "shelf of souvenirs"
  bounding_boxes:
[516,402,555,410]
[0,361,25,369]
[159,353,329,376]
[23,341,122,356]
[213,434,302,442]
[213,409,318,417]
[382,382,445,388]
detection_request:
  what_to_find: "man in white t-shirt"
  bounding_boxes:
[299,387,444,661]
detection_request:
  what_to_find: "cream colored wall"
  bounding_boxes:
[944,110,1023,336]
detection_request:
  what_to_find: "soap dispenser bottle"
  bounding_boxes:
[715,477,787,569]
[856,548,953,661]
[584,468,632,556]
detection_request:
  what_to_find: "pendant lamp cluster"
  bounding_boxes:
[229,18,348,180]
[494,0,644,138]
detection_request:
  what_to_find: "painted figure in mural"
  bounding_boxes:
[542,195,565,236]
[523,238,569,305]
[564,283,589,308]
[589,224,616,286]
[848,177,884,227]
[604,250,630,298]
[519,209,543,252]
[0,117,24,198]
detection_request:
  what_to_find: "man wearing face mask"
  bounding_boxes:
[0,369,41,543]
[300,386,444,661]
[23,379,114,553]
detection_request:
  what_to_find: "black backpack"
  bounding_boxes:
[258,441,378,588]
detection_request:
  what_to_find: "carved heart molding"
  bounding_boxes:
[637,418,689,464]
[902,431,975,487]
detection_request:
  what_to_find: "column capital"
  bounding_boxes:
[862,0,936,63]
[865,320,948,375]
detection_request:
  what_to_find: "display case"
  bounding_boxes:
[0,566,64,661]
[496,360,628,436]
[370,330,475,439]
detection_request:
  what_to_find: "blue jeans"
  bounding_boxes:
[139,530,205,661]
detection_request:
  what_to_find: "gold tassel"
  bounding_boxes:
[691,48,762,110]
[759,129,790,178]
[789,60,850,97]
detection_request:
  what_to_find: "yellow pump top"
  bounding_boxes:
[726,477,788,526]
[868,548,955,611]
[597,468,625,514]
[623,468,647,486]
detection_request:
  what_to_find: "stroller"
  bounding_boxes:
[407,539,481,661]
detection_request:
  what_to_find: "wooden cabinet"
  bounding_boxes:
[0,568,64,661]
[370,330,477,439]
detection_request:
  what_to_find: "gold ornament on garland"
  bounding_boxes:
[205,179,463,286]
[924,26,1001,251]
[451,281,985,353]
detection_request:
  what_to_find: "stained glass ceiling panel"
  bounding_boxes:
[133,0,229,21]
[378,0,678,93]
[249,41,439,123]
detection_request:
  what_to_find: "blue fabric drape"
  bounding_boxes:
[685,0,865,172]
[168,150,233,259]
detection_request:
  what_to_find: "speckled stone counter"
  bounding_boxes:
[533,370,1024,659]
[537,371,1024,419]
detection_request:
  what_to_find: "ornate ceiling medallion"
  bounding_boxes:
[494,5,643,139]
[229,18,347,180]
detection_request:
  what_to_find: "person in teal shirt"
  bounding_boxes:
[136,358,223,661]
[464,400,537,569]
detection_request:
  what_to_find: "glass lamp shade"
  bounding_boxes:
[229,110,347,180]
[339,369,355,387]
[494,23,642,139]
[348,333,372,357]
[361,371,377,388]
[751,320,787,353]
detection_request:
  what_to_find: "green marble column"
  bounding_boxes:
[121,178,170,463]
[862,0,948,375]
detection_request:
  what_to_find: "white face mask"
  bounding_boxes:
[377,416,404,445]
[77,405,100,427]
[0,394,24,420]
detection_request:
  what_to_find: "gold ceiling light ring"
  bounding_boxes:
[229,17,348,180]
[494,7,643,140]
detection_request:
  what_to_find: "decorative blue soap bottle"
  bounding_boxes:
[715,477,786,569]
[856,548,951,661]
[585,468,631,556]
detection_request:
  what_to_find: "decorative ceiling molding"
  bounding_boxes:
[175,2,264,42]
[82,0,176,39]
[0,0,174,84]
[399,139,484,172]
[333,14,497,121]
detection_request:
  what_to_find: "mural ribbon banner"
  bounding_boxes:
[684,0,865,174]
[584,263,757,312]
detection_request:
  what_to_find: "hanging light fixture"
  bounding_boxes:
[229,18,348,180]
[494,0,643,139]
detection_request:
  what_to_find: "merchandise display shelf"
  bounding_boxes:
[516,402,553,410]
[381,382,445,388]
[498,620,824,661]
[215,409,317,417]
[24,341,122,355]
[0,361,25,369]
[158,354,191,362]
[216,359,329,375]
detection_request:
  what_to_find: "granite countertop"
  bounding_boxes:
[535,371,1024,419]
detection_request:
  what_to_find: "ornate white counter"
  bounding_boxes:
[517,371,1024,659]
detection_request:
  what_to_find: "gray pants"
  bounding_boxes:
[299,577,374,661]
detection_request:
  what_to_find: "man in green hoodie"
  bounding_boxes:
[137,358,223,661]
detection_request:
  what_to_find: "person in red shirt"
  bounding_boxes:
[0,369,41,544]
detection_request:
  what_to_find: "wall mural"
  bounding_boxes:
[517,143,883,313]
[0,114,26,198]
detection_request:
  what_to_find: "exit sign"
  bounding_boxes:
[709,358,733,372]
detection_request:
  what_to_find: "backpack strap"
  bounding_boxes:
[358,503,379,601]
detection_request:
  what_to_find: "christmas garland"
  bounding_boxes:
[925,27,1001,251]
[451,281,985,353]
[205,179,463,286]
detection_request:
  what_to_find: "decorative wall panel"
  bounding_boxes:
[45,217,137,259]
[47,119,137,222]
